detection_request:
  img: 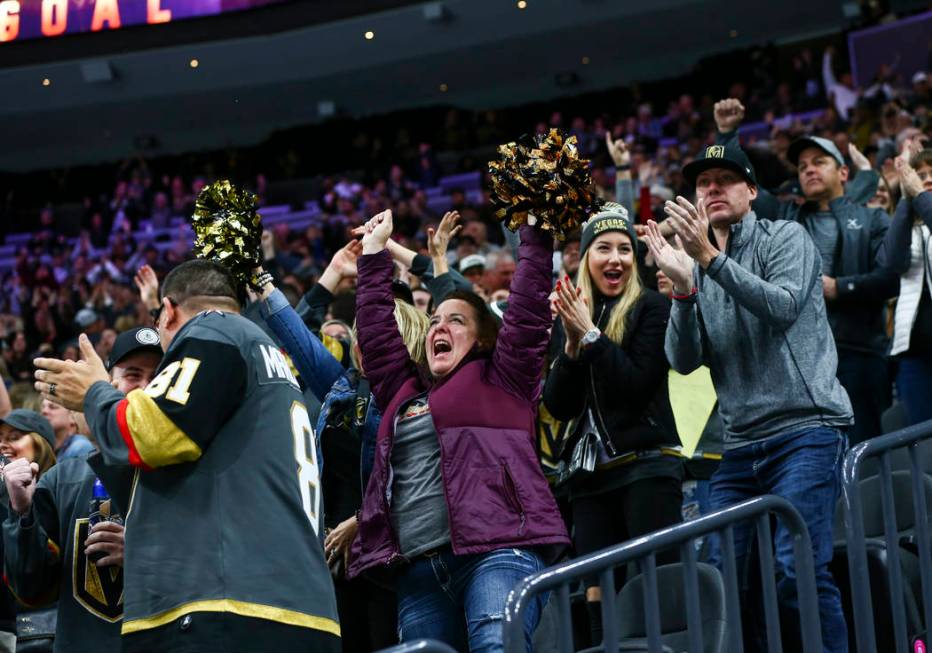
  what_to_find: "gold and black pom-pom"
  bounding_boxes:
[488,129,600,241]
[190,180,263,290]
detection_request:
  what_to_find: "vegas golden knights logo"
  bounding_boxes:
[354,395,367,424]
[73,516,124,622]
[705,145,725,159]
[537,402,575,472]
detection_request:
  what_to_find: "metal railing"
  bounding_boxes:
[503,495,823,653]
[841,419,932,653]
[376,639,458,653]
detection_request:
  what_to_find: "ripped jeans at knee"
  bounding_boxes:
[396,547,548,653]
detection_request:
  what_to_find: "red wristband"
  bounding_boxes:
[672,288,698,301]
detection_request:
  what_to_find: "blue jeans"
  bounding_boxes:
[709,427,848,653]
[396,547,547,653]
[897,357,932,426]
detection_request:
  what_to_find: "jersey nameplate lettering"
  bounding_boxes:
[257,344,300,389]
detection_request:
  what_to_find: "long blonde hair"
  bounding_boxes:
[576,246,643,344]
[351,299,430,370]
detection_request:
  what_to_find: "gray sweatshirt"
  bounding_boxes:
[665,211,853,449]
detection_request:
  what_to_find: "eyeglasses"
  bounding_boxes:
[149,297,177,325]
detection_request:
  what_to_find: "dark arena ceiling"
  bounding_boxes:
[0,0,849,171]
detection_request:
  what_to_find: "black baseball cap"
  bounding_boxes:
[0,409,55,450]
[683,144,758,187]
[106,327,162,371]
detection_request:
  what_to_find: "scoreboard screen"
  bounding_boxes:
[0,0,290,43]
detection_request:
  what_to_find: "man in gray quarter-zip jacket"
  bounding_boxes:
[644,143,852,653]
[714,99,897,445]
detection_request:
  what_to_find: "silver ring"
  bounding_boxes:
[48,383,56,397]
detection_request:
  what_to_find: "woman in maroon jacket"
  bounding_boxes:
[347,210,569,652]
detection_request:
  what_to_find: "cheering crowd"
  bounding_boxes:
[0,38,929,653]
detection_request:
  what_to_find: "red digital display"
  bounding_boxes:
[0,0,289,43]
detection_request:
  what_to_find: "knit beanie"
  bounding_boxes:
[579,202,637,257]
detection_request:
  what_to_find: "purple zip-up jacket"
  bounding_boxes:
[347,225,570,578]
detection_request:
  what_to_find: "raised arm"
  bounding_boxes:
[293,238,362,330]
[256,288,347,402]
[712,98,782,218]
[822,47,839,97]
[269,240,360,394]
[423,211,473,302]
[606,132,636,218]
[356,211,419,411]
[490,224,554,401]
[426,211,461,277]
[844,143,879,205]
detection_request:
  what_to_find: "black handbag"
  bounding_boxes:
[554,410,603,487]
[15,607,55,653]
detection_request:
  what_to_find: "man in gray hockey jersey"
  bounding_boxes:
[32,260,340,653]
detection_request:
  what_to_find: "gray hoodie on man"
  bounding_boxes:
[665,211,853,449]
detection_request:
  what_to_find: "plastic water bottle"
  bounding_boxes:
[88,478,114,564]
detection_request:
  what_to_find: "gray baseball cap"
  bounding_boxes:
[74,308,99,329]
[0,409,55,450]
[788,136,845,168]
[459,254,487,273]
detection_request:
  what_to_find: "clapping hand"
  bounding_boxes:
[896,141,925,199]
[552,275,596,359]
[662,197,720,268]
[897,157,925,199]
[643,221,695,295]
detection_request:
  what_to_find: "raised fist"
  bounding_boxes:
[714,99,745,133]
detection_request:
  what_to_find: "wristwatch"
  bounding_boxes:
[581,327,601,348]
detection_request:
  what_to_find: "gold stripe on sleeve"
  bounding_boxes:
[124,390,203,468]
